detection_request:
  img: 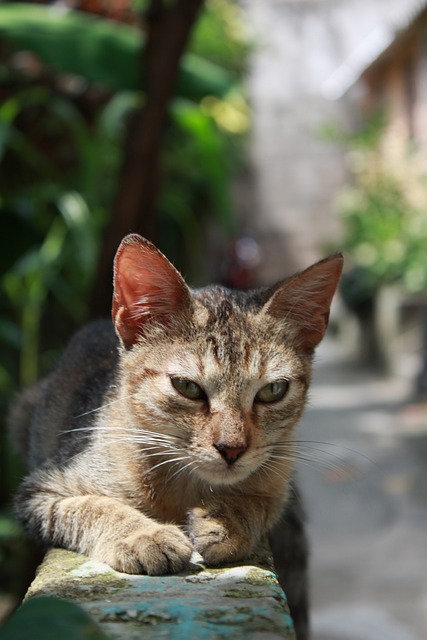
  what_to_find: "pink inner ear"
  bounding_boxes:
[112,235,189,347]
[265,254,343,350]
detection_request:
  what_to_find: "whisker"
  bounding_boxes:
[268,450,353,477]
[295,440,378,468]
[276,443,348,467]
[59,425,185,447]
[99,445,182,459]
[144,456,190,475]
[259,459,288,482]
[273,441,378,474]
[73,391,139,419]
[273,439,375,465]
[166,459,199,484]
[66,425,188,445]
[60,425,177,438]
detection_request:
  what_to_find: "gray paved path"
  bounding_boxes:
[298,338,427,640]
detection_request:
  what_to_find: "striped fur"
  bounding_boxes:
[10,235,342,640]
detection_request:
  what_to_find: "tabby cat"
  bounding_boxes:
[11,234,343,640]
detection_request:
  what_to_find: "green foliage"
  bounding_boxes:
[0,87,133,387]
[0,0,250,544]
[171,99,233,227]
[158,97,238,282]
[0,596,111,640]
[340,177,427,298]
[336,116,427,302]
[321,111,387,151]
[190,0,252,74]
[0,3,251,394]
[0,3,236,99]
[0,507,27,601]
[0,3,142,93]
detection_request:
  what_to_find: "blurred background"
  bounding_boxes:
[0,1,427,638]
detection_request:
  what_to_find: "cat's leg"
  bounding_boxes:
[188,495,282,565]
[189,491,309,639]
[15,468,193,575]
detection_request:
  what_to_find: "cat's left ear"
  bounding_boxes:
[112,234,191,348]
[263,253,343,351]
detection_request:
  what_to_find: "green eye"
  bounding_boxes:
[171,377,206,400]
[255,380,289,404]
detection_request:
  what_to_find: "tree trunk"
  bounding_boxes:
[90,0,204,318]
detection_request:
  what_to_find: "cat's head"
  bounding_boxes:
[112,234,342,487]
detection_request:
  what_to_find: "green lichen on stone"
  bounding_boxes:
[244,567,277,586]
[23,545,296,639]
[26,549,128,603]
[184,571,216,584]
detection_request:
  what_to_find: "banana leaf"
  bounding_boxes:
[0,3,236,99]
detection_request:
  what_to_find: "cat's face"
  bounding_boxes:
[122,300,311,486]
[113,235,342,489]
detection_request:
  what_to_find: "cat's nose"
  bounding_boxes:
[214,442,247,465]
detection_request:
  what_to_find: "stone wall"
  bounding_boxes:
[16,546,296,639]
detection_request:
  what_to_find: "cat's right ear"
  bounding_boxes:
[112,234,191,348]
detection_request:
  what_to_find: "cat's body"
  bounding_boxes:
[11,235,342,640]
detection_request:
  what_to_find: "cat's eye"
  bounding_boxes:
[255,380,289,404]
[171,377,206,401]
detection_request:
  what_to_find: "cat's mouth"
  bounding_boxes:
[193,455,256,486]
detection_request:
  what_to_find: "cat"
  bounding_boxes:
[10,234,342,640]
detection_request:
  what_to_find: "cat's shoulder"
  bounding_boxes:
[59,319,120,373]
[66,318,119,352]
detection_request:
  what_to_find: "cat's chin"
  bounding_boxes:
[194,462,254,486]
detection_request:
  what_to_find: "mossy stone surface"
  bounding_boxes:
[25,546,296,639]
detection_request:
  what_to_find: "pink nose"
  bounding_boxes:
[214,443,247,465]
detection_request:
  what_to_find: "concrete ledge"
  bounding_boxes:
[26,546,295,639]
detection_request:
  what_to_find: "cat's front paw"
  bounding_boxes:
[100,524,193,575]
[188,507,253,566]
